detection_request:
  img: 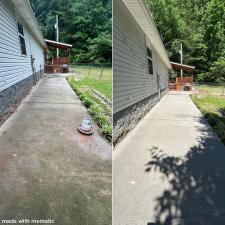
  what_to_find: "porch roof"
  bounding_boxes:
[171,62,195,71]
[45,39,73,51]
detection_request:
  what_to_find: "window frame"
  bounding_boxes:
[17,20,27,56]
[147,47,153,75]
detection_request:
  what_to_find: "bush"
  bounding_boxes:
[82,96,93,107]
[88,104,101,115]
[100,124,112,142]
[195,57,225,83]
[94,114,108,126]
[191,95,225,145]
[208,57,225,83]
[195,72,209,82]
[67,76,112,142]
[205,112,219,126]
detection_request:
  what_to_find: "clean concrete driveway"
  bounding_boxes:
[0,74,111,225]
[113,91,225,225]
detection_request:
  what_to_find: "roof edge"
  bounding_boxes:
[171,62,195,70]
[11,0,47,48]
[122,0,172,69]
[45,39,73,47]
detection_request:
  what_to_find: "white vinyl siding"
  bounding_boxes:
[113,0,156,113]
[113,0,170,113]
[0,0,44,92]
[157,57,169,91]
[29,33,44,72]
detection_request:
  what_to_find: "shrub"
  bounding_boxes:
[88,104,101,115]
[67,76,112,142]
[94,114,108,126]
[82,96,93,107]
[100,124,112,141]
[208,57,225,83]
[191,95,225,145]
[195,72,209,82]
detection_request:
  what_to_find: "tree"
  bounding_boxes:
[202,0,225,64]
[30,0,112,64]
[146,0,225,82]
[208,57,225,82]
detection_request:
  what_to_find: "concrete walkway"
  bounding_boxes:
[0,74,111,225]
[113,91,225,225]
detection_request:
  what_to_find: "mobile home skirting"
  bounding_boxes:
[0,70,44,125]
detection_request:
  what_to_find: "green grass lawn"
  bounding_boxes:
[69,65,112,100]
[194,84,225,95]
[73,79,112,101]
[71,66,112,81]
[191,95,225,144]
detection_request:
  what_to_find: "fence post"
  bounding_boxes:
[99,65,104,80]
[87,64,90,78]
[194,83,197,95]
[222,83,225,95]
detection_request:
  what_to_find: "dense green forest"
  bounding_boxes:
[147,0,225,82]
[30,0,225,81]
[30,0,112,64]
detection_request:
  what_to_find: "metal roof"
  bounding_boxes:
[45,39,73,50]
[11,0,47,48]
[122,0,171,69]
[171,62,195,71]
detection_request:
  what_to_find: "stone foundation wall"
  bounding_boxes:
[113,88,167,145]
[0,70,44,125]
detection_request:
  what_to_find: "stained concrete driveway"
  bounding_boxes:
[113,91,225,225]
[0,74,111,225]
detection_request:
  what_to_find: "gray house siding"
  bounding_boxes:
[113,0,156,114]
[0,0,45,124]
[113,0,170,144]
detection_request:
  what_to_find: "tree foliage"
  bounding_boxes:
[201,57,225,83]
[30,0,112,64]
[146,0,225,82]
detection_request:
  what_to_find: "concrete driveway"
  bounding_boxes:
[113,91,225,225]
[0,74,111,225]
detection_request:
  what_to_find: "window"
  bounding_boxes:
[17,21,26,55]
[147,47,153,75]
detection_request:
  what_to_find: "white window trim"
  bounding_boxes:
[16,17,27,56]
[147,47,153,75]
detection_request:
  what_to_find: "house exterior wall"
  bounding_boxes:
[0,0,44,124]
[113,0,170,144]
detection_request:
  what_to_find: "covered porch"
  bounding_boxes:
[169,62,195,91]
[44,39,73,73]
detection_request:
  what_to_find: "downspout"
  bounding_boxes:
[28,26,37,85]
[31,55,37,85]
[155,52,161,100]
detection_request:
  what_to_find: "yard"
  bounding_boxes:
[71,65,112,80]
[191,94,225,144]
[70,65,112,100]
[193,83,225,96]
[67,65,112,141]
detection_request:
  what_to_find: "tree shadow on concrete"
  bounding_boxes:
[145,134,225,225]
